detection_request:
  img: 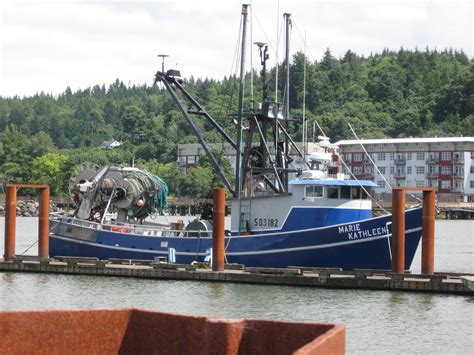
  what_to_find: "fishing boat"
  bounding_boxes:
[49,5,423,270]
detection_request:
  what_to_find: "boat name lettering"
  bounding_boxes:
[338,223,387,240]
[254,218,279,228]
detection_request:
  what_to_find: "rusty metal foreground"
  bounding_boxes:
[0,308,345,354]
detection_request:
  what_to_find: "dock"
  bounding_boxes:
[1,256,472,295]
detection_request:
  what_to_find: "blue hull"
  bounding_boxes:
[50,208,423,270]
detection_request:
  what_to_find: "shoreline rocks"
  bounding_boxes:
[0,200,61,217]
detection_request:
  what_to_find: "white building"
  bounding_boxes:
[335,137,474,201]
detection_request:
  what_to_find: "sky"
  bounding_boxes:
[0,0,472,97]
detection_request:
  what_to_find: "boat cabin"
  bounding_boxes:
[231,179,377,234]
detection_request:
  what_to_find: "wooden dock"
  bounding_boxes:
[1,256,472,295]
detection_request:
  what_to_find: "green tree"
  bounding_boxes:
[31,152,72,196]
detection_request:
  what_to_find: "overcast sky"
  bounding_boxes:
[0,0,472,97]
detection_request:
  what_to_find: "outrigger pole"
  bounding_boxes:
[154,71,236,196]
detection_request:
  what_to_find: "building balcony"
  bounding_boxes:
[452,156,465,164]
[394,173,406,179]
[363,172,374,179]
[394,157,406,164]
[453,172,464,179]
[452,187,464,193]
[426,172,439,179]
[426,157,439,164]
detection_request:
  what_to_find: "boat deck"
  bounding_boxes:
[0,256,472,295]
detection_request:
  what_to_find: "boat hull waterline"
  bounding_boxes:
[49,207,422,270]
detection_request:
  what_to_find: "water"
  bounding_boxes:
[0,218,473,354]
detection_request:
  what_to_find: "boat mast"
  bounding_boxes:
[283,12,291,189]
[235,4,249,228]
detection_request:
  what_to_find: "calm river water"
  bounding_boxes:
[0,218,472,354]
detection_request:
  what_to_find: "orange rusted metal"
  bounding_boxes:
[0,308,345,354]
[38,187,50,259]
[212,188,225,271]
[422,189,435,274]
[3,184,50,260]
[4,185,17,261]
[391,188,406,273]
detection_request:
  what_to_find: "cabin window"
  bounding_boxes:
[341,186,351,199]
[305,185,323,198]
[327,187,339,199]
[361,189,369,199]
[351,187,361,199]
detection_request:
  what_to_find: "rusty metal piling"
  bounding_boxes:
[212,188,225,271]
[4,185,17,261]
[391,187,436,274]
[391,189,406,273]
[421,189,435,274]
[3,184,50,261]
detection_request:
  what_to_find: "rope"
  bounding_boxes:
[20,240,38,255]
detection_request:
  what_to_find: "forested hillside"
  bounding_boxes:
[0,49,472,197]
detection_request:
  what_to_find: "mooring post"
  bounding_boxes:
[4,185,17,261]
[212,188,225,272]
[391,188,405,273]
[421,189,435,274]
[38,187,50,259]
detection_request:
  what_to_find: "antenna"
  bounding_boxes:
[157,54,169,73]
[254,42,269,103]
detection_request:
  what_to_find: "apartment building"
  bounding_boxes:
[336,137,474,201]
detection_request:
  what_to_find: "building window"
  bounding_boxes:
[353,153,362,162]
[353,166,363,175]
[378,153,386,161]
[416,180,425,188]
[390,166,395,174]
[471,181,474,188]
[377,180,386,188]
[428,180,437,188]
[390,153,394,160]
[441,180,451,189]
[416,166,425,174]
[407,152,412,160]
[441,152,451,161]
[379,166,386,174]
[407,166,412,174]
[417,152,425,160]
[470,166,474,174]
[440,165,451,174]
[305,185,323,198]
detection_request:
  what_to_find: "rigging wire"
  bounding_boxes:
[348,123,392,191]
[347,123,422,204]
[312,119,390,213]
